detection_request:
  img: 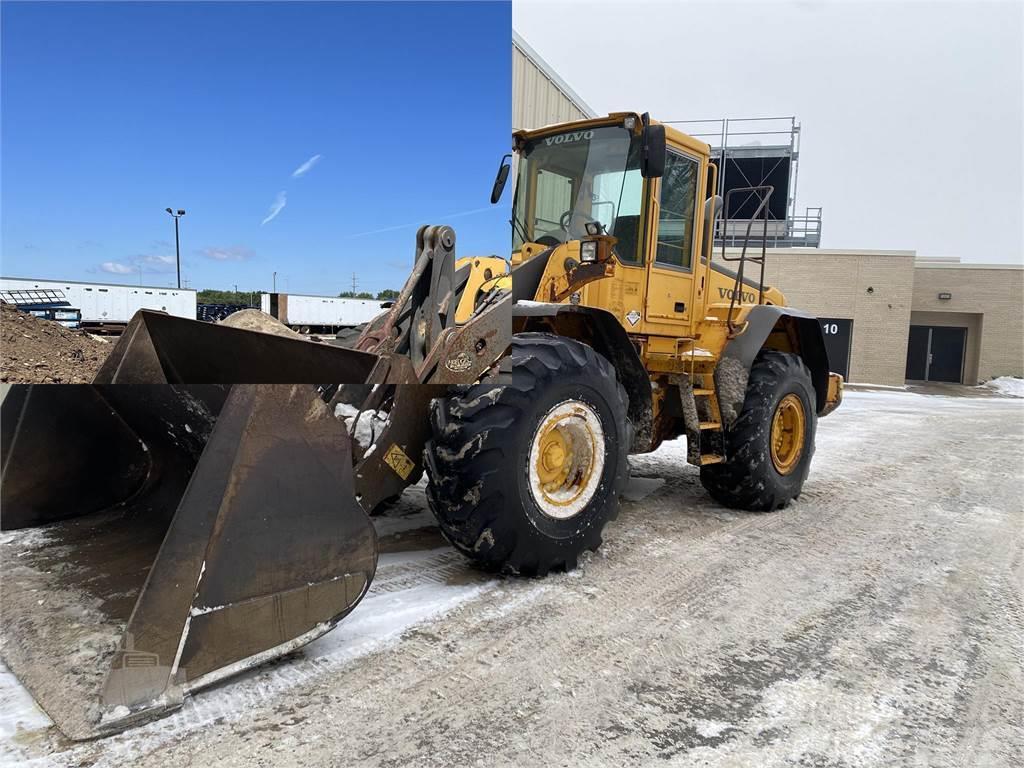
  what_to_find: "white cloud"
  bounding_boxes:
[98,254,176,275]
[261,191,287,225]
[200,246,255,261]
[291,154,322,178]
[142,254,176,267]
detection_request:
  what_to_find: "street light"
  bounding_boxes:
[165,207,186,289]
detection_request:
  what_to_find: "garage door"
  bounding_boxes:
[819,318,852,380]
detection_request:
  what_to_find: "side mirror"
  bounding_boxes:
[491,154,512,204]
[641,123,666,179]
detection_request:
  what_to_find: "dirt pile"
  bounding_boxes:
[0,302,110,383]
[218,308,305,338]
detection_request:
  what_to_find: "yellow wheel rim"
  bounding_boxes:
[536,427,573,487]
[770,393,805,475]
[528,400,605,519]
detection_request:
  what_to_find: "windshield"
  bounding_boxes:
[513,125,644,263]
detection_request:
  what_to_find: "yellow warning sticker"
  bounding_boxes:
[383,443,415,480]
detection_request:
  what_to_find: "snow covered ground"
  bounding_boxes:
[2,387,1022,767]
[983,376,1024,398]
[0,485,492,767]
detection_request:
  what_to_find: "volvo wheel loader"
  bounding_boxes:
[427,111,842,579]
[0,113,840,739]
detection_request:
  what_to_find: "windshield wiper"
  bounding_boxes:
[511,212,530,246]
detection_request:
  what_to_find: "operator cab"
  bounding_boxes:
[510,114,666,264]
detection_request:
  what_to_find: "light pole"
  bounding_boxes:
[273,271,277,292]
[165,208,185,289]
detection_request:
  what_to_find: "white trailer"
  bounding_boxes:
[0,276,197,328]
[260,292,387,332]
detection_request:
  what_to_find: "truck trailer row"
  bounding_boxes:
[0,277,386,332]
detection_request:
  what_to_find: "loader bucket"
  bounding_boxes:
[0,384,377,739]
[94,310,416,385]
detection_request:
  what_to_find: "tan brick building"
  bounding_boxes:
[750,250,917,385]
[909,261,1023,384]
[743,251,1023,386]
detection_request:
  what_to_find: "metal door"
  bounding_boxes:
[904,325,967,383]
[819,318,853,380]
[928,326,967,383]
[905,325,929,381]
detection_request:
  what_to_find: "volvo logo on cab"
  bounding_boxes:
[543,130,594,146]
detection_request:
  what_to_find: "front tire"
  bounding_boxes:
[425,333,630,576]
[700,350,817,511]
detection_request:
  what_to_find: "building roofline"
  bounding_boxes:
[513,30,597,119]
[724,248,916,257]
[914,261,1024,270]
[1,275,197,292]
[270,292,388,303]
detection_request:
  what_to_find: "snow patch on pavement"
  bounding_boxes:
[684,675,902,766]
[692,718,734,738]
[0,663,52,755]
[844,382,908,391]
[0,549,493,767]
[307,581,488,660]
[0,528,52,550]
[983,376,1024,398]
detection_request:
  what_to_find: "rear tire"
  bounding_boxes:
[700,350,817,511]
[425,333,630,576]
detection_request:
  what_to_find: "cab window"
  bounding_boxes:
[655,151,698,270]
[593,168,643,264]
[534,169,573,242]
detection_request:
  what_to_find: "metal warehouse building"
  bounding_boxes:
[513,31,595,130]
[512,32,1024,387]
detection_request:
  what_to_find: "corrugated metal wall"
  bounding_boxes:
[513,32,595,131]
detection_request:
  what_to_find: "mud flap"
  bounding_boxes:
[0,384,377,739]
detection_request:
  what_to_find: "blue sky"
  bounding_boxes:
[1,1,512,295]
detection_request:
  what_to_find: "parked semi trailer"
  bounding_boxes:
[0,287,82,327]
[260,291,387,333]
[0,276,196,330]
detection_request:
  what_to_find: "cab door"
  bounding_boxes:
[644,149,701,327]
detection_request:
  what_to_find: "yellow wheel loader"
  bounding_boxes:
[0,115,840,739]
[426,112,841,580]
